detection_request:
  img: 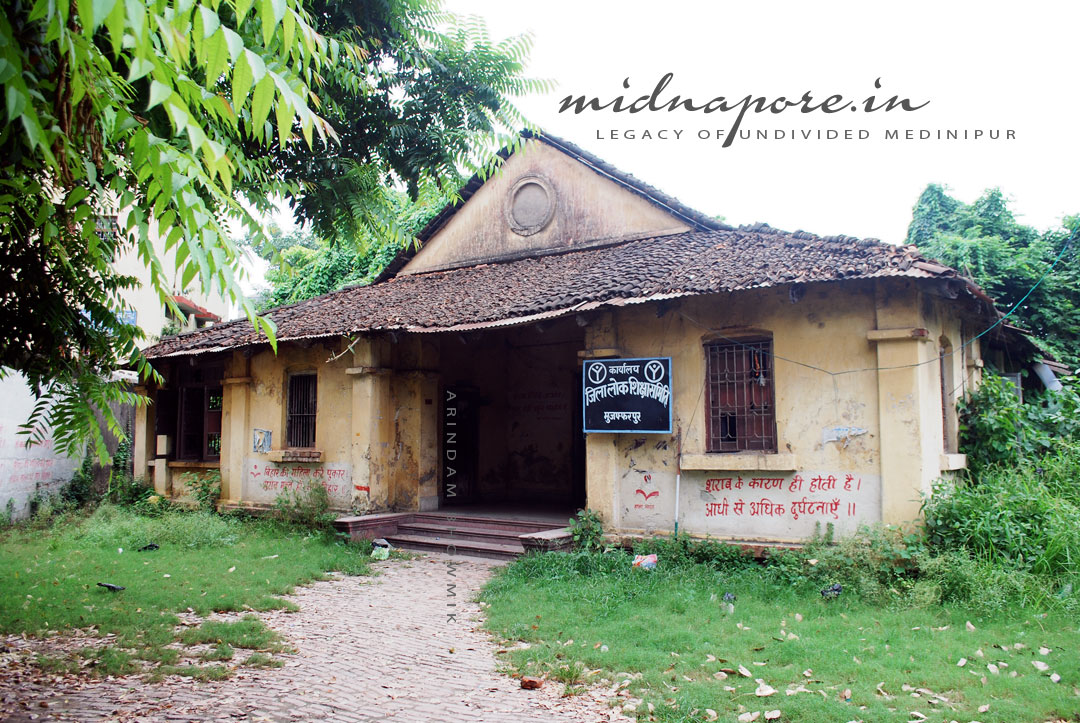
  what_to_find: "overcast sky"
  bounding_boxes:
[441,0,1080,243]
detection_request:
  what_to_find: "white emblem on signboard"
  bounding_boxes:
[587,363,607,385]
[644,360,665,383]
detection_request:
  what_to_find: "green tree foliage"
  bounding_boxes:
[252,185,447,309]
[0,0,541,459]
[906,185,1079,369]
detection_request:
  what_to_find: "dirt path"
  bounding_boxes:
[0,554,630,722]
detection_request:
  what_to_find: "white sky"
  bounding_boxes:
[441,0,1080,243]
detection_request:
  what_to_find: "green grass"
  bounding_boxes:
[483,552,1080,723]
[181,615,285,651]
[0,505,371,677]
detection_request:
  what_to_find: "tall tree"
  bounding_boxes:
[0,0,541,458]
[250,185,447,311]
[907,185,1079,370]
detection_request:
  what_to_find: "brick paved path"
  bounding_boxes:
[0,554,630,722]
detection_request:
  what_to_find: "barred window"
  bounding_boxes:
[705,336,777,453]
[286,373,317,448]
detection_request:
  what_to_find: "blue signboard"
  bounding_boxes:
[583,357,673,433]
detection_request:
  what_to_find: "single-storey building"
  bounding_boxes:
[135,131,1023,546]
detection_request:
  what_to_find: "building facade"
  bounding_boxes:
[136,133,1013,542]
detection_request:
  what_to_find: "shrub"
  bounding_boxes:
[182,471,222,513]
[62,453,97,507]
[959,372,1080,474]
[567,509,604,552]
[922,462,1080,577]
[271,480,334,530]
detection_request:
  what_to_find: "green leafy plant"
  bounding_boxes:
[567,509,604,552]
[182,471,222,514]
[62,452,98,507]
[1,0,546,463]
[922,455,1080,577]
[271,480,334,531]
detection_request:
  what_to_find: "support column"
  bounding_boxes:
[348,337,392,511]
[582,311,620,527]
[132,385,155,483]
[873,281,938,526]
[220,373,251,504]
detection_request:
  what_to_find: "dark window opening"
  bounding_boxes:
[705,337,777,453]
[286,373,317,448]
[170,363,223,462]
[177,385,223,461]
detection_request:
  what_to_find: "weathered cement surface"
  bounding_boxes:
[0,555,628,722]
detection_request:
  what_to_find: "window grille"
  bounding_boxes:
[705,337,777,453]
[286,373,317,448]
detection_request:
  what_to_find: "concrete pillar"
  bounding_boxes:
[873,281,938,526]
[220,377,250,504]
[583,311,620,526]
[348,337,393,511]
[132,385,155,482]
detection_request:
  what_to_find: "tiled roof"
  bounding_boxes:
[144,224,974,359]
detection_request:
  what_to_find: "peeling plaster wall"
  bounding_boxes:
[228,342,355,507]
[400,140,691,275]
[0,375,81,520]
[584,278,966,541]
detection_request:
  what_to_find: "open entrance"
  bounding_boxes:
[437,317,585,517]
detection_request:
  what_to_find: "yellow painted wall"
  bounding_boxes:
[583,277,976,541]
[400,140,691,275]
[136,279,978,543]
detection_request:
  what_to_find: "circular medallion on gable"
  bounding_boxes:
[505,175,556,236]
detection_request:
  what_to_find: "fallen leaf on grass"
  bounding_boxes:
[755,680,777,697]
[227,567,235,573]
[978,704,990,712]
[957,658,967,667]
[713,671,728,680]
[794,613,803,622]
[764,711,781,720]
[966,621,976,632]
[1039,646,1051,656]
[802,669,812,677]
[1032,660,1050,672]
[1051,673,1061,683]
[738,665,752,677]
[987,664,999,675]
[736,712,759,723]
[704,708,718,721]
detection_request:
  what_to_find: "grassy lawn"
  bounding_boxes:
[483,551,1080,723]
[0,505,371,677]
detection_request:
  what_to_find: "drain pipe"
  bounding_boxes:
[674,424,682,539]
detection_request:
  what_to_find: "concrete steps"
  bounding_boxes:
[334,511,573,560]
[384,533,525,561]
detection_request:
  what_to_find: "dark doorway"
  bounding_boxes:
[437,318,585,512]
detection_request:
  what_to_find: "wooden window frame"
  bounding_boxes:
[704,335,778,453]
[285,372,318,449]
